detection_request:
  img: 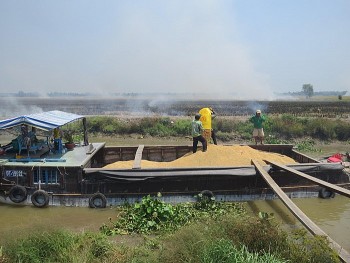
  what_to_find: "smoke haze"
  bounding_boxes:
[0,1,349,99]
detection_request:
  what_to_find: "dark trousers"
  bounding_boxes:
[211,130,217,145]
[193,135,207,153]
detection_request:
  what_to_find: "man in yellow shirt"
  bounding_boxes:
[199,107,217,145]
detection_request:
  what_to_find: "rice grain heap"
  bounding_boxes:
[104,145,297,169]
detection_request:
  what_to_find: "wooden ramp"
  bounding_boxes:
[265,159,350,198]
[252,159,350,263]
[132,145,144,169]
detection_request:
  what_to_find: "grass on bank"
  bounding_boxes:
[1,195,340,263]
[75,114,350,158]
[1,230,112,263]
[65,114,350,145]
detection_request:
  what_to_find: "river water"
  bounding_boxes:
[1,195,349,252]
[0,202,117,245]
[246,195,350,251]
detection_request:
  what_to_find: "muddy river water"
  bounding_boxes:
[246,195,350,251]
[1,195,349,252]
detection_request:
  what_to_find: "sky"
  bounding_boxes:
[0,0,349,100]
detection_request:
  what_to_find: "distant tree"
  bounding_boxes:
[302,84,314,98]
[338,95,343,100]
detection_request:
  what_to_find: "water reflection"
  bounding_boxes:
[246,195,350,251]
[0,203,117,245]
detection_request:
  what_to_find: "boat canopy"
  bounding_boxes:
[0,110,85,131]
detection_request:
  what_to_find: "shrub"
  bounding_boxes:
[286,229,339,263]
[100,194,191,235]
[127,120,143,134]
[140,117,160,130]
[334,120,350,140]
[156,212,338,263]
[200,239,287,263]
[265,135,289,144]
[172,119,191,136]
[224,216,289,254]
[86,115,350,142]
[87,116,114,133]
[306,119,336,140]
[100,194,245,235]
[234,120,253,140]
[3,229,112,263]
[215,131,236,142]
[214,118,236,133]
[267,115,306,139]
[295,139,321,152]
[144,123,172,137]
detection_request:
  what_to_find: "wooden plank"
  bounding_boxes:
[266,159,350,198]
[132,145,144,169]
[291,149,319,163]
[252,159,350,263]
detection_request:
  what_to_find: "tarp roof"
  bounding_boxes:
[0,110,85,131]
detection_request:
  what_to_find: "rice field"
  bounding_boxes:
[0,97,349,118]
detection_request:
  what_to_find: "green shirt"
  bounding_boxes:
[250,115,266,129]
[192,120,203,137]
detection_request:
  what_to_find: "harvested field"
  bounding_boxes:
[1,97,350,118]
[104,145,297,169]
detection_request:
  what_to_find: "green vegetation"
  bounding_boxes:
[98,195,339,263]
[199,241,287,263]
[100,193,244,235]
[294,139,322,152]
[2,230,112,263]
[1,195,340,263]
[81,114,350,144]
[302,84,314,98]
[84,116,190,137]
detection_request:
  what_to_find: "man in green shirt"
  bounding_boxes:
[192,113,207,153]
[249,110,266,145]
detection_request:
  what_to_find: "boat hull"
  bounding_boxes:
[1,144,349,207]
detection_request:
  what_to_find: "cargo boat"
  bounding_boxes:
[0,112,349,208]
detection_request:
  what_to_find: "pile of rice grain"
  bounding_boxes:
[104,145,296,169]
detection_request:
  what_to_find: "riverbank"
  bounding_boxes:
[1,196,343,263]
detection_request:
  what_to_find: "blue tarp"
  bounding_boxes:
[0,110,85,131]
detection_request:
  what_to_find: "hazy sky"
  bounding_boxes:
[0,0,349,99]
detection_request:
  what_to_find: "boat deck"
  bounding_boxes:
[0,142,105,168]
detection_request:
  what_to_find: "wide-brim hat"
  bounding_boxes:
[256,110,261,114]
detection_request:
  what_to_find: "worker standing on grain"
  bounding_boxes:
[249,110,266,145]
[192,113,207,153]
[199,107,217,145]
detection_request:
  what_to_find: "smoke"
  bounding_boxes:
[100,1,273,100]
[246,101,268,115]
[0,97,44,119]
[0,1,273,100]
[122,94,186,116]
